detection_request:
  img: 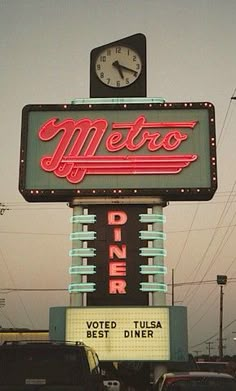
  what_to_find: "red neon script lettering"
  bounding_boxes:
[38,115,198,183]
[39,117,108,183]
[106,115,191,152]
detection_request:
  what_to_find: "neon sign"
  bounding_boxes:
[69,205,167,304]
[19,101,217,202]
[108,211,128,295]
[38,115,198,184]
[86,205,150,306]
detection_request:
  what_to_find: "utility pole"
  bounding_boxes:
[219,285,224,359]
[205,342,214,359]
[217,275,227,361]
[172,268,174,306]
[193,350,201,359]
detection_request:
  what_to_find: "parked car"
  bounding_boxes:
[153,371,236,390]
[0,340,105,390]
[196,360,229,373]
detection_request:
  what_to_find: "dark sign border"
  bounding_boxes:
[19,102,217,202]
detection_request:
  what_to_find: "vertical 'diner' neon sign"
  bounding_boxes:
[38,115,198,183]
[82,204,165,306]
[108,210,128,295]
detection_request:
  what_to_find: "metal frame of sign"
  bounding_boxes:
[19,101,217,202]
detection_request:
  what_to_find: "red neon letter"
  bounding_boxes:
[109,279,126,294]
[113,227,121,241]
[109,262,127,276]
[108,211,127,225]
[109,244,126,259]
[39,117,108,183]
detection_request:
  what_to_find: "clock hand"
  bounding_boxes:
[118,64,138,77]
[112,60,124,79]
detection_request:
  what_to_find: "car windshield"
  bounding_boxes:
[164,377,236,391]
[0,347,87,385]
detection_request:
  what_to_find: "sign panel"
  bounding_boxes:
[50,306,188,361]
[65,307,170,361]
[19,102,217,202]
[84,205,149,306]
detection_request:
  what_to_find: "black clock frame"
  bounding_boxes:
[90,33,146,98]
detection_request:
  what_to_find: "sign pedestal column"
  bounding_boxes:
[152,203,167,306]
[69,200,97,306]
[69,204,83,307]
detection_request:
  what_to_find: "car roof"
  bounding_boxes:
[197,361,229,364]
[162,371,235,379]
[0,340,87,349]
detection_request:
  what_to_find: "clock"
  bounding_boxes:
[95,45,142,88]
[90,33,146,98]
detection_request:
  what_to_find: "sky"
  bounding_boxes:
[0,0,236,357]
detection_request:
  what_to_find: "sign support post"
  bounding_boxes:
[152,203,167,306]
[69,204,83,307]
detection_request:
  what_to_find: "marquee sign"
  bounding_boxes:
[19,101,217,202]
[49,306,188,361]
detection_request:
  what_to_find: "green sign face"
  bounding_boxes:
[19,101,217,202]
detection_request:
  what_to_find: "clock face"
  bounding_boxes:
[95,45,142,88]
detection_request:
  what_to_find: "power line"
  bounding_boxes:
[1,222,236,237]
[187,256,236,330]
[167,223,236,234]
[0,308,16,328]
[1,278,236,293]
[217,89,236,150]
[185,205,236,307]
[174,205,199,272]
[2,190,236,210]
[181,181,236,305]
[172,93,236,303]
[0,247,35,328]
[189,287,218,331]
[0,231,67,236]
[190,319,236,349]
